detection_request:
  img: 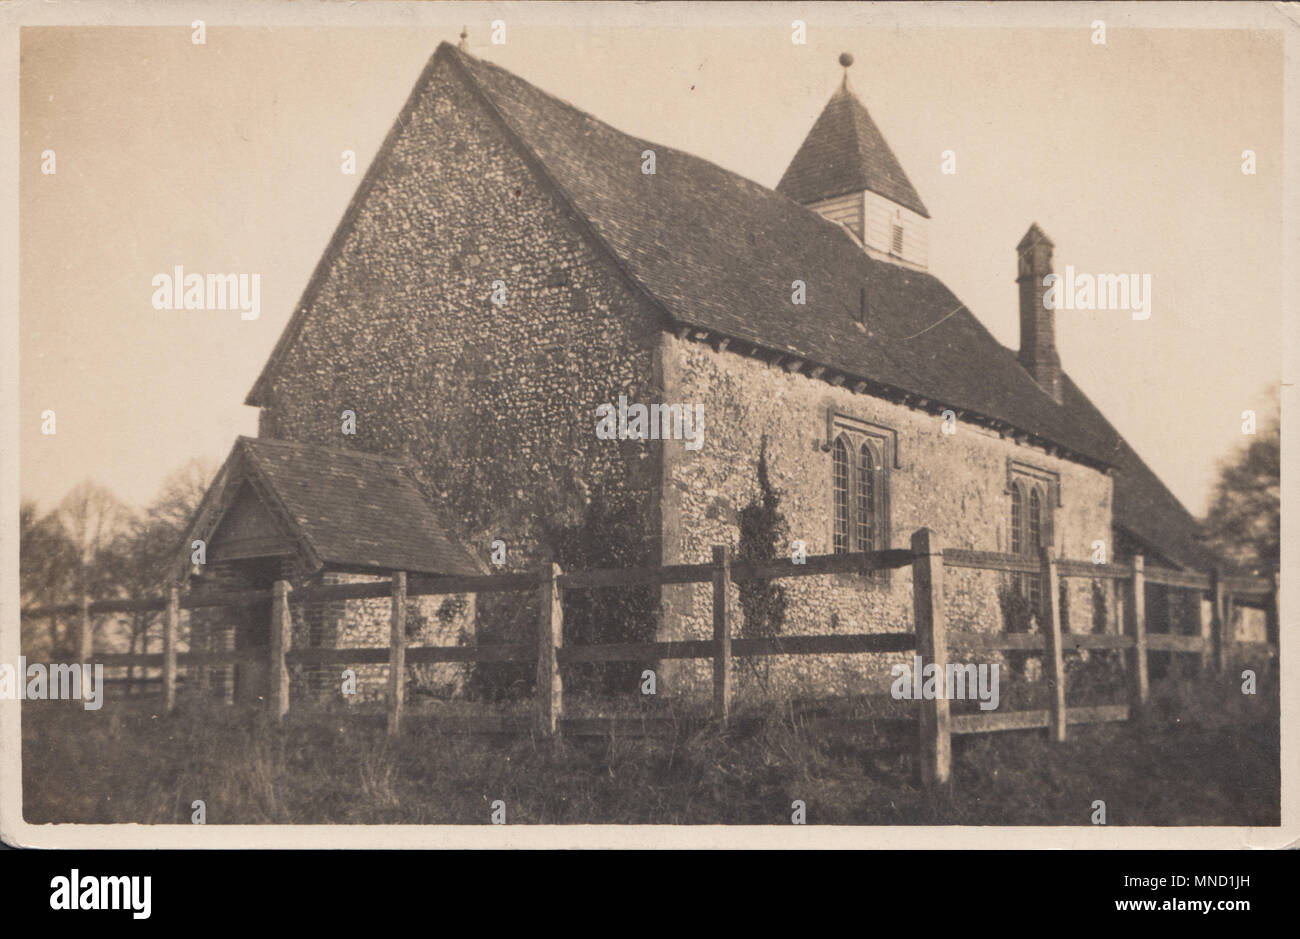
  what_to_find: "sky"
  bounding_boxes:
[19,20,1283,517]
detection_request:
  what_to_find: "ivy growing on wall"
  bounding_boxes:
[545,490,657,697]
[468,488,656,700]
[737,436,788,685]
[997,581,1035,678]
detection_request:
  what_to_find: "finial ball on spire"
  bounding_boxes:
[839,52,854,68]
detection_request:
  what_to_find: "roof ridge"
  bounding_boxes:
[454,43,944,236]
[453,44,806,211]
[448,45,654,148]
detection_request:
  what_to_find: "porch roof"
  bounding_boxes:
[182,436,482,578]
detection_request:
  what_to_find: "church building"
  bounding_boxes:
[182,40,1221,700]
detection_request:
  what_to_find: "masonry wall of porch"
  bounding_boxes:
[656,333,1119,697]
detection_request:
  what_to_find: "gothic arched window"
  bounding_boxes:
[832,436,850,554]
[856,442,876,552]
[1010,469,1056,617]
[1026,486,1044,611]
[1010,482,1024,556]
[1028,487,1043,552]
[829,418,893,584]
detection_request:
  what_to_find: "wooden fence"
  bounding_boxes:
[21,528,1277,786]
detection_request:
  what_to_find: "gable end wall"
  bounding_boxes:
[258,55,666,573]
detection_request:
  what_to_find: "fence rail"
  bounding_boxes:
[21,532,1277,786]
[22,551,1275,621]
[952,704,1131,735]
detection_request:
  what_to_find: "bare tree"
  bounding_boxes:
[101,459,218,690]
[52,481,129,660]
[1203,391,1280,577]
[57,481,129,595]
[20,500,77,657]
[149,457,218,539]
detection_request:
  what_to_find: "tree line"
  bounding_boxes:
[20,460,215,670]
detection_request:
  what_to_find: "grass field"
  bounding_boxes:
[21,667,1278,826]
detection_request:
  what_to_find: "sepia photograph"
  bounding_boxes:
[2,1,1292,852]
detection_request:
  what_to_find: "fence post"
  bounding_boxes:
[1040,547,1067,742]
[163,584,179,713]
[194,613,210,698]
[1208,569,1227,674]
[78,593,92,663]
[911,528,949,786]
[536,561,563,738]
[269,579,291,724]
[1225,589,1236,671]
[712,545,732,726]
[387,571,407,736]
[1112,580,1128,674]
[1128,555,1148,708]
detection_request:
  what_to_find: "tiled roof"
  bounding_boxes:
[246,42,1213,572]
[193,437,481,577]
[776,80,930,217]
[445,44,1116,467]
[446,46,1218,568]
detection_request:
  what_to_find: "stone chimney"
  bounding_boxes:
[1016,223,1061,403]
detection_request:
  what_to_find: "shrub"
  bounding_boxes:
[467,591,537,702]
[467,490,658,701]
[1091,579,1108,634]
[544,490,657,697]
[997,580,1035,677]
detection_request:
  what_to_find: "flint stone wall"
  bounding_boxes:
[256,55,663,577]
[657,333,1117,699]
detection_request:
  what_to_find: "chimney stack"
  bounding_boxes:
[1016,223,1061,403]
